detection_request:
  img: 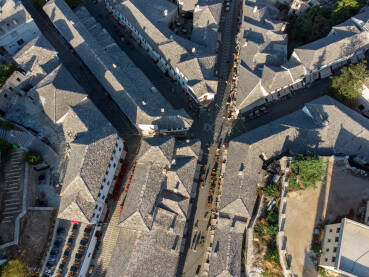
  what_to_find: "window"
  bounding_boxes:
[17,39,24,45]
[332,257,336,262]
[101,184,104,189]
[103,178,106,182]
[359,104,365,111]
[102,195,105,200]
[326,248,329,252]
[113,163,116,168]
[99,207,102,211]
[88,253,91,258]
[325,258,328,262]
[333,247,337,253]
[16,77,20,82]
[335,237,339,242]
[98,193,101,197]
[336,228,340,233]
[329,229,332,233]
[327,239,331,243]
[119,147,122,151]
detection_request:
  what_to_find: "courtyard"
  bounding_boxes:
[284,156,369,276]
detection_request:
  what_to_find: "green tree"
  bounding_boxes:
[329,61,369,107]
[25,150,43,165]
[0,63,19,88]
[290,153,325,189]
[331,0,362,24]
[0,138,10,152]
[0,259,28,277]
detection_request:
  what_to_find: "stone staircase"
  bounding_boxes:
[93,202,122,276]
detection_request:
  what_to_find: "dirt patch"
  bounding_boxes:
[18,210,54,267]
[284,156,369,277]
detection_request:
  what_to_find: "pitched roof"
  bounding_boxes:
[44,0,193,130]
[293,30,369,71]
[113,138,200,276]
[58,99,119,223]
[0,0,32,36]
[107,0,219,99]
[261,65,293,93]
[225,95,369,215]
[33,65,87,123]
[13,34,59,84]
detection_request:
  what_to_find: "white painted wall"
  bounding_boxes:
[90,137,125,224]
[0,21,39,55]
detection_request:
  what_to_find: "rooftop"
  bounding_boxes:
[58,99,118,223]
[44,0,193,131]
[208,217,246,277]
[0,0,32,37]
[225,95,369,216]
[292,17,369,71]
[338,218,369,276]
[108,0,219,99]
[236,0,287,110]
[108,137,201,276]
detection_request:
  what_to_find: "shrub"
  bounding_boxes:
[0,63,19,88]
[0,259,28,277]
[267,211,278,225]
[254,220,268,239]
[263,183,276,197]
[267,224,279,237]
[265,241,280,264]
[25,150,43,165]
[290,153,325,189]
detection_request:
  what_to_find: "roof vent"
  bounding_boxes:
[112,63,117,69]
[171,159,176,165]
[161,108,165,113]
[142,100,147,105]
[253,6,257,13]
[186,139,190,143]
[164,9,168,16]
[192,47,196,53]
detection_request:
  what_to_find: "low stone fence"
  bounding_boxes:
[277,158,293,277]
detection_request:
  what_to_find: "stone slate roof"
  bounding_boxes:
[108,0,219,99]
[192,0,222,53]
[261,65,292,93]
[3,64,83,151]
[13,34,59,85]
[236,0,287,110]
[208,217,247,277]
[32,64,87,123]
[0,0,32,36]
[110,137,200,276]
[59,99,118,223]
[225,96,369,216]
[292,13,369,71]
[44,0,193,130]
